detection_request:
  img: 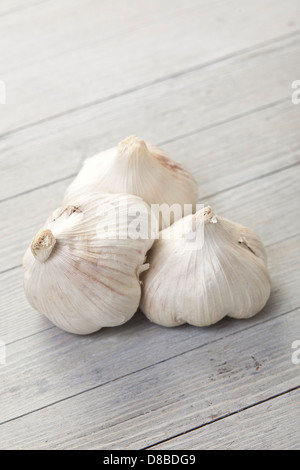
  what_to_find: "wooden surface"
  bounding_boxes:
[0,0,299,450]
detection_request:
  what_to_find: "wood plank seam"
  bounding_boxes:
[204,161,300,200]
[1,29,299,140]
[1,306,298,426]
[0,173,76,205]
[1,0,298,450]
[2,301,299,352]
[145,385,300,449]
[158,97,288,146]
[0,97,293,205]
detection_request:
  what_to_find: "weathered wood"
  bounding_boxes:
[0,234,299,424]
[1,0,299,135]
[149,389,300,450]
[205,165,300,246]
[0,0,299,452]
[0,0,202,71]
[1,35,299,201]
[0,309,298,449]
[0,267,51,342]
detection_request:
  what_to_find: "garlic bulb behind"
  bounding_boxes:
[23,193,156,335]
[140,207,271,327]
[63,135,199,230]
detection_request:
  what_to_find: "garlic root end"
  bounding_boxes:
[30,229,56,263]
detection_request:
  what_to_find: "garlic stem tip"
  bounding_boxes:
[193,206,215,224]
[118,135,149,156]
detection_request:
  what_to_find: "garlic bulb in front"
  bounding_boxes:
[23,193,157,335]
[140,206,271,327]
[63,135,199,230]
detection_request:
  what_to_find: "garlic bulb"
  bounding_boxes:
[23,193,156,335]
[140,206,271,327]
[63,135,199,230]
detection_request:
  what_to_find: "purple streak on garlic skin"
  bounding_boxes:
[63,135,199,230]
[23,192,156,335]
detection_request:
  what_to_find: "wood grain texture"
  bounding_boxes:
[0,0,202,72]
[0,233,299,424]
[0,0,299,451]
[1,0,299,134]
[1,34,300,201]
[150,389,300,450]
[0,309,298,449]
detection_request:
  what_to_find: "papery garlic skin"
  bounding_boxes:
[140,207,271,327]
[23,193,156,335]
[63,135,199,230]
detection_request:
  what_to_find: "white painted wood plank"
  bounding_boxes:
[0,0,201,71]
[1,0,299,134]
[0,309,298,449]
[0,233,299,423]
[1,33,299,201]
[206,165,300,247]
[0,0,297,452]
[150,389,300,450]
[1,164,299,273]
[169,102,300,198]
[0,268,51,342]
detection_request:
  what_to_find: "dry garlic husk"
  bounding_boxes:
[23,193,156,335]
[63,135,199,230]
[140,206,271,327]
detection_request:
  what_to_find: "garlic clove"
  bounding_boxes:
[23,192,157,335]
[140,206,271,327]
[63,135,199,230]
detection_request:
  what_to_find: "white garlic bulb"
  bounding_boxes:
[63,135,199,230]
[140,206,271,327]
[23,192,157,335]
